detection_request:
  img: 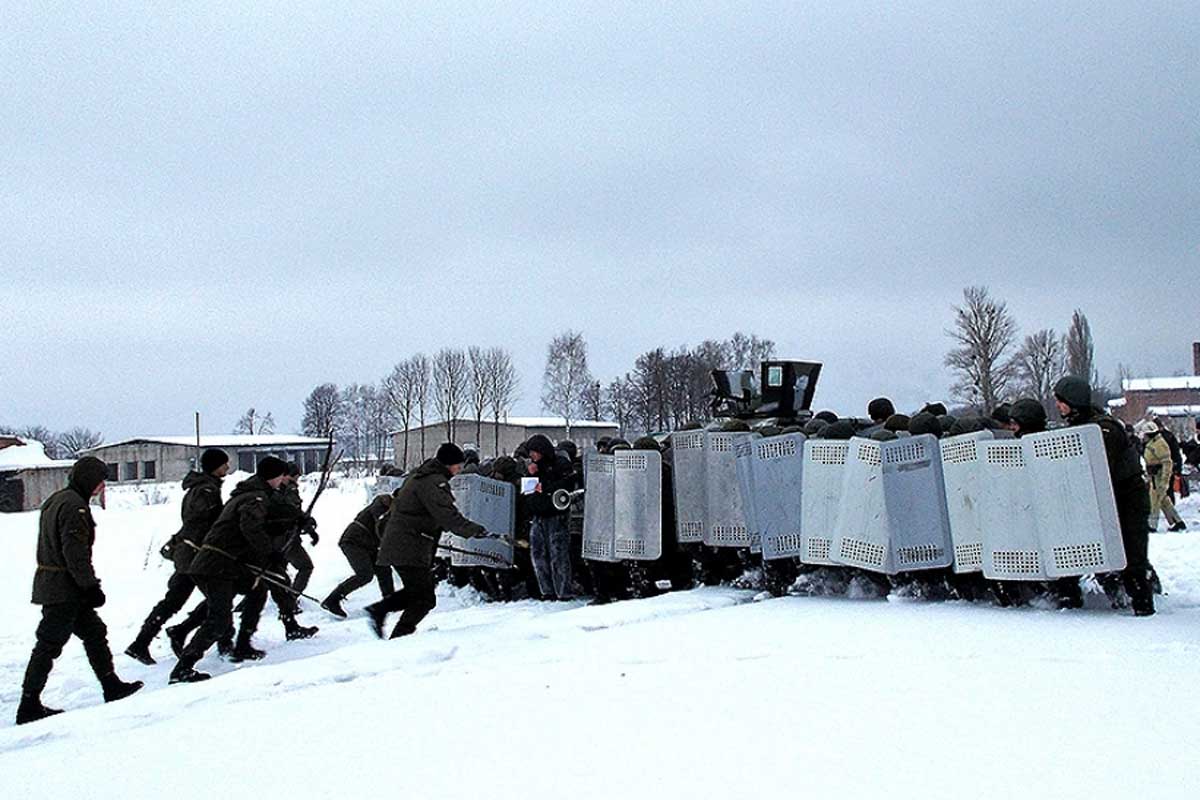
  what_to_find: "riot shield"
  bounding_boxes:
[880,434,953,571]
[613,449,663,561]
[670,430,707,544]
[445,475,515,567]
[940,431,996,574]
[582,451,617,562]
[748,434,806,560]
[1026,425,1126,577]
[831,438,889,572]
[799,439,847,565]
[979,438,1046,580]
[704,431,758,547]
[734,437,760,553]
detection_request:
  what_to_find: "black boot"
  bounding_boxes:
[15,695,64,725]
[389,621,416,639]
[124,640,156,666]
[100,673,144,703]
[169,658,211,684]
[165,624,190,657]
[282,614,319,641]
[217,634,235,657]
[321,591,347,618]
[365,603,387,639]
[228,633,266,663]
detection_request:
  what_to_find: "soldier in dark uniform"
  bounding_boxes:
[365,444,493,639]
[169,457,292,683]
[259,463,319,640]
[278,463,316,603]
[125,448,229,665]
[321,493,395,616]
[1053,376,1156,616]
[17,457,143,725]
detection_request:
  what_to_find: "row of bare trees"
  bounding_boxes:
[300,347,520,471]
[539,331,776,438]
[0,424,104,459]
[945,287,1112,415]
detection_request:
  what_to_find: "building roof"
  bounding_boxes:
[388,417,619,436]
[1146,405,1200,417]
[1122,376,1200,392]
[83,435,332,452]
[1107,397,1127,408]
[0,439,74,472]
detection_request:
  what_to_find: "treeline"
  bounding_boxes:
[0,425,104,459]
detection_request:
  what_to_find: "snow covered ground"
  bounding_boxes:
[0,477,1197,799]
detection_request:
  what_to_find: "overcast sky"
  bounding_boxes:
[3,2,1197,439]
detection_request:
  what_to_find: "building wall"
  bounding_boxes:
[1113,389,1200,426]
[391,421,621,468]
[0,467,73,512]
[85,443,329,484]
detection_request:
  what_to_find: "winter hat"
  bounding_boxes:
[1009,399,1048,433]
[818,421,856,440]
[937,414,957,435]
[883,414,911,433]
[947,416,987,437]
[200,448,229,474]
[991,403,1012,426]
[436,442,466,466]
[720,419,752,432]
[867,397,896,422]
[1133,420,1159,437]
[908,412,942,438]
[256,456,288,481]
[632,436,661,452]
[1053,376,1091,410]
[870,429,898,441]
[814,410,839,424]
[69,456,109,497]
[556,440,579,460]
[286,462,302,477]
[802,418,829,437]
[921,402,948,417]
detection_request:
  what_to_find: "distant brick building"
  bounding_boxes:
[1107,342,1200,438]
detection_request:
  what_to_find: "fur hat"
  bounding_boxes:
[436,442,466,466]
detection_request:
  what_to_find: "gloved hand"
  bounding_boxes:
[84,583,106,608]
[301,516,319,545]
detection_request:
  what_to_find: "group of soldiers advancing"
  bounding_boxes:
[14,374,1169,725]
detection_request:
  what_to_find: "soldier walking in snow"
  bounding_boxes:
[321,492,396,616]
[125,448,229,665]
[17,457,143,725]
[1136,420,1187,532]
[365,444,492,639]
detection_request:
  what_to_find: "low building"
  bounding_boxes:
[81,435,332,485]
[390,417,620,467]
[0,438,74,513]
[1107,342,1200,439]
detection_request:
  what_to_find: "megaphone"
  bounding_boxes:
[551,488,585,512]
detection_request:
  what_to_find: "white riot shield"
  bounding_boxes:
[1025,425,1126,577]
[978,438,1046,580]
[749,434,806,560]
[704,431,758,547]
[831,438,889,572]
[373,475,406,497]
[445,475,515,568]
[670,431,707,544]
[613,450,663,561]
[880,435,953,572]
[799,440,847,565]
[582,451,617,562]
[940,431,995,574]
[734,437,760,553]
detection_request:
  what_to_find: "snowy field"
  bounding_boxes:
[0,476,1198,799]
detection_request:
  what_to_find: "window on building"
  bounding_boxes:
[123,462,139,481]
[106,463,119,482]
[238,452,256,474]
[305,450,319,473]
[143,461,156,480]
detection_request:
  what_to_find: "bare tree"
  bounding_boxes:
[605,377,636,437]
[541,330,593,438]
[413,353,431,460]
[432,348,469,442]
[580,380,604,421]
[58,427,104,457]
[1064,310,1095,382]
[484,347,519,456]
[727,332,776,371]
[300,385,342,437]
[15,425,63,458]
[384,358,419,468]
[234,408,276,436]
[944,286,1019,413]
[1014,329,1064,414]
[630,347,671,432]
[467,346,490,447]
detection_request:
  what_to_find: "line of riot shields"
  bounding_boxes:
[433,423,1128,598]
